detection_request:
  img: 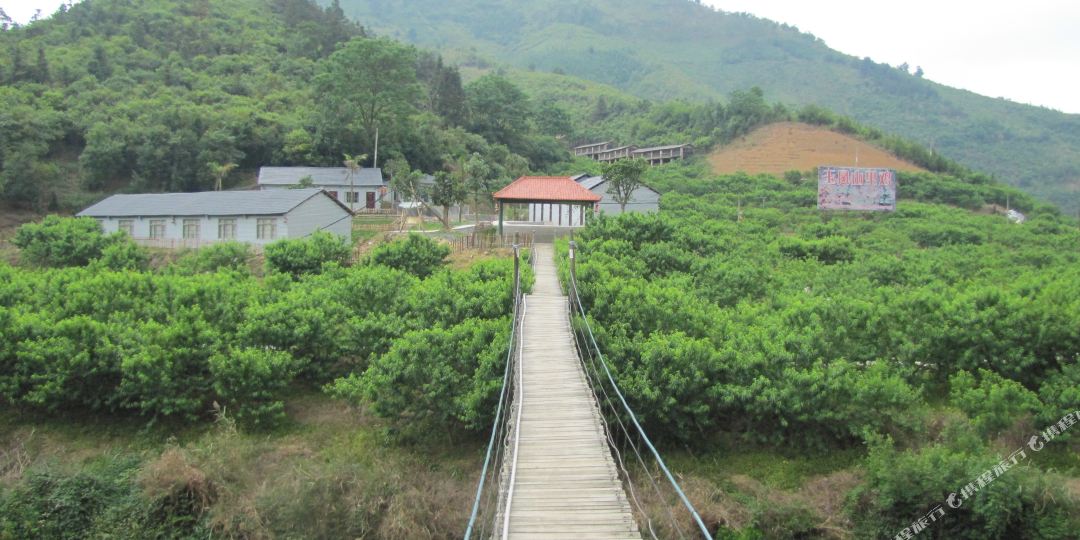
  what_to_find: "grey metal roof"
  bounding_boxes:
[258,166,385,187]
[576,175,606,190]
[573,174,660,195]
[632,144,692,153]
[77,189,349,218]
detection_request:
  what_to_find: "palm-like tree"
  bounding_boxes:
[343,152,368,212]
[211,162,237,191]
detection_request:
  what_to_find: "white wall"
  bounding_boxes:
[261,184,390,208]
[527,203,590,226]
[285,193,353,239]
[594,182,660,216]
[524,183,660,223]
[96,215,290,246]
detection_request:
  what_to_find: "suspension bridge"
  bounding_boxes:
[465,243,712,539]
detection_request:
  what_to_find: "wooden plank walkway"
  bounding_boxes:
[502,244,640,539]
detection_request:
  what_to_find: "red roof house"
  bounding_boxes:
[493,176,602,233]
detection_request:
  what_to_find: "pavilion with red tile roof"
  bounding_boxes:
[493,176,602,234]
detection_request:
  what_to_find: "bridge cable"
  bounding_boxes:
[571,312,671,539]
[464,249,524,540]
[569,273,714,540]
[570,282,687,539]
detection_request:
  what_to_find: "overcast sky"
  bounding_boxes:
[4,0,1079,114]
[704,0,1080,114]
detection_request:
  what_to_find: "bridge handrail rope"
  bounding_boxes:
[568,241,714,540]
[464,245,524,540]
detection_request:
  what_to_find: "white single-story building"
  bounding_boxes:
[77,189,353,248]
[526,173,661,224]
[258,166,390,210]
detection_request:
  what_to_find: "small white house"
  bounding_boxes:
[258,167,390,210]
[526,174,660,224]
[77,189,353,248]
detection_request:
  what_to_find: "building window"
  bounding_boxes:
[346,192,360,203]
[149,220,165,239]
[118,219,134,236]
[218,218,237,240]
[182,219,200,239]
[257,218,276,240]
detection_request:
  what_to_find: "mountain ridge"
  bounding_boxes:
[332,0,1080,212]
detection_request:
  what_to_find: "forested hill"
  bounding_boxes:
[332,0,1080,212]
[0,0,567,211]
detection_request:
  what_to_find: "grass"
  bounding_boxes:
[0,390,484,539]
[666,443,864,491]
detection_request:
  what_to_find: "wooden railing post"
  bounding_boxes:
[568,239,577,308]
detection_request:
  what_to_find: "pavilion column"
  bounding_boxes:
[498,201,504,235]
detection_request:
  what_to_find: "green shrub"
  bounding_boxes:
[265,231,351,278]
[94,236,150,271]
[849,436,1079,539]
[328,317,509,438]
[13,216,117,267]
[366,233,449,278]
[172,242,252,275]
[1037,360,1080,432]
[209,348,298,428]
[950,369,1041,438]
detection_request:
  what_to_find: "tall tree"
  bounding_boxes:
[33,47,50,84]
[462,153,492,225]
[429,170,465,229]
[0,8,13,32]
[386,157,428,229]
[464,74,530,153]
[601,158,648,213]
[314,38,421,161]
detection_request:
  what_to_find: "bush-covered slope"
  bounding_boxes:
[334,0,1080,212]
[0,0,566,211]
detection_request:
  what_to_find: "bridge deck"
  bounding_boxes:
[503,244,640,539]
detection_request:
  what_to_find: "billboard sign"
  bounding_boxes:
[817,166,896,211]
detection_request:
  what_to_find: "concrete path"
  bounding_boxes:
[501,244,640,539]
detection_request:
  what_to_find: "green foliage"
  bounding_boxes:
[95,237,150,272]
[850,436,1079,539]
[264,231,351,278]
[340,0,1080,212]
[0,0,568,210]
[950,369,1041,438]
[12,216,113,267]
[1037,360,1080,431]
[313,37,422,158]
[328,317,508,438]
[563,165,1080,449]
[0,238,519,428]
[465,74,532,156]
[0,464,133,539]
[171,242,252,275]
[366,233,449,278]
[209,348,298,428]
[601,158,648,211]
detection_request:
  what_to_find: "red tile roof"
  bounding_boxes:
[493,176,602,202]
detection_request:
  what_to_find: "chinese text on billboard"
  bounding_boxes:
[817,166,896,211]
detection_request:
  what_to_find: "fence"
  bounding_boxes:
[567,240,713,540]
[465,245,529,539]
[352,208,397,215]
[448,232,534,253]
[132,238,263,252]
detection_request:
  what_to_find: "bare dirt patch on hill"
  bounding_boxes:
[708,122,926,176]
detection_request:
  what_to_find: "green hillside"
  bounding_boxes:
[0,0,564,213]
[334,0,1080,212]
